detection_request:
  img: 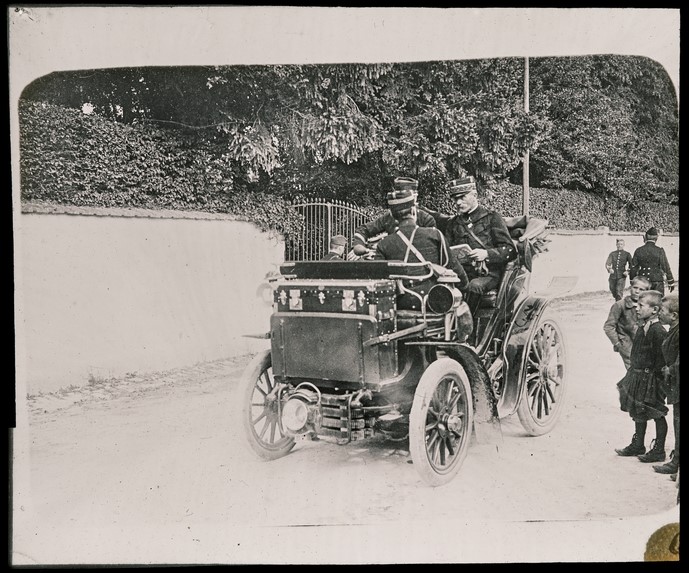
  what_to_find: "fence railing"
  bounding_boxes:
[284,199,374,261]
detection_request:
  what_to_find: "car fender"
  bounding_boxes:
[498,276,577,417]
[498,289,569,418]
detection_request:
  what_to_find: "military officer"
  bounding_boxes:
[321,235,347,260]
[630,227,675,295]
[605,239,633,301]
[420,176,517,314]
[352,177,436,256]
[373,188,468,311]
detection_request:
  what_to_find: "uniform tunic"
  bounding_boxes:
[630,241,675,294]
[353,209,436,250]
[373,219,467,310]
[605,249,632,300]
[423,205,517,295]
[320,251,342,261]
[617,318,668,421]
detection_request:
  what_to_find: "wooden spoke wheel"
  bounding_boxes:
[409,358,474,486]
[516,314,568,436]
[239,350,295,460]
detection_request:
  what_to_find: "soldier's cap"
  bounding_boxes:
[645,227,659,238]
[330,234,347,247]
[448,176,477,198]
[387,178,418,209]
[393,177,418,192]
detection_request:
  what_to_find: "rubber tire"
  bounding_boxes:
[409,358,474,487]
[239,349,295,460]
[516,312,568,436]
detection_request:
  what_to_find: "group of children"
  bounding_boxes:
[604,276,680,488]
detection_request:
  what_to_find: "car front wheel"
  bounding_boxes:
[409,358,474,487]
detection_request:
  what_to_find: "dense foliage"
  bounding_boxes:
[19,101,304,238]
[19,55,679,234]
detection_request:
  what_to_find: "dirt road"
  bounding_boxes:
[12,292,679,564]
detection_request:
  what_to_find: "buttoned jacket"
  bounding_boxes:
[605,249,632,279]
[630,241,674,285]
[424,205,517,270]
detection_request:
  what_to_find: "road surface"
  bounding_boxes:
[12,292,679,564]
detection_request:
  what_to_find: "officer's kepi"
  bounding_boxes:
[448,176,476,199]
[387,177,418,209]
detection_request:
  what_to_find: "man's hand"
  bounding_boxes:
[469,248,488,262]
[352,244,369,256]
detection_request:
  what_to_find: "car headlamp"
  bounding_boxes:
[427,284,463,314]
[281,397,310,433]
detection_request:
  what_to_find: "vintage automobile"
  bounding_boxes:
[239,216,576,486]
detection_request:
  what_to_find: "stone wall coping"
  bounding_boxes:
[20,202,679,236]
[21,202,248,223]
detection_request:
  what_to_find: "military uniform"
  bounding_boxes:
[353,209,436,251]
[374,219,467,310]
[605,248,632,301]
[630,236,675,295]
[321,234,347,261]
[320,251,342,261]
[424,205,517,296]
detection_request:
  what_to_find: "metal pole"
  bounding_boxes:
[523,56,530,217]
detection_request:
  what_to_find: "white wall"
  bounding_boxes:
[14,209,679,395]
[529,230,679,295]
[15,209,283,394]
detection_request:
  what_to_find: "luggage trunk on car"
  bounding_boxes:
[270,278,399,386]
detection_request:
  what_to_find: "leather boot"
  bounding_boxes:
[637,438,666,463]
[653,450,678,474]
[615,433,646,456]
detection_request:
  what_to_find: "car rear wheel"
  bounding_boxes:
[409,358,474,487]
[239,349,295,460]
[516,313,567,436]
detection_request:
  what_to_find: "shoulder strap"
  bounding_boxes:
[464,223,488,250]
[396,228,426,263]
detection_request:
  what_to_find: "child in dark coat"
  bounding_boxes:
[654,292,679,476]
[615,290,669,462]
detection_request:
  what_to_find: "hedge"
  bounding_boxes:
[19,100,678,235]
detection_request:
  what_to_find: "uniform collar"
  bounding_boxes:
[462,205,486,221]
[398,219,418,233]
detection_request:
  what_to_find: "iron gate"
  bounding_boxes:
[285,199,376,261]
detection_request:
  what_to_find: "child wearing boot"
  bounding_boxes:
[654,292,679,478]
[615,290,669,462]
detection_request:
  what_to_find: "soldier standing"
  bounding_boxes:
[630,227,675,295]
[421,176,517,315]
[605,239,633,301]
